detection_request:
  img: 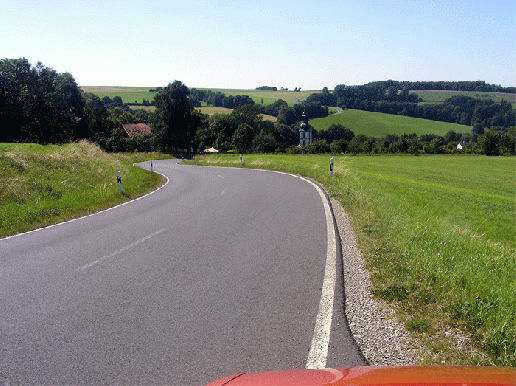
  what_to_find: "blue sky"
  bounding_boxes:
[2,0,514,89]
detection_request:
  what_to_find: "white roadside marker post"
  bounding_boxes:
[240,154,243,166]
[117,171,123,194]
[330,157,334,177]
[151,161,153,173]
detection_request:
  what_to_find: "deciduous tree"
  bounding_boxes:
[152,81,200,152]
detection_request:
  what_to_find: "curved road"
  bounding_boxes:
[0,160,365,384]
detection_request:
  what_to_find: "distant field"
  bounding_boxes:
[82,86,515,108]
[129,105,155,112]
[81,86,156,104]
[197,88,313,106]
[309,109,472,137]
[195,106,277,122]
[195,106,232,115]
[410,90,516,106]
[81,86,313,106]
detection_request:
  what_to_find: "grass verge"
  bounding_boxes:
[189,153,515,367]
[0,141,167,238]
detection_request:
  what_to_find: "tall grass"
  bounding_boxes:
[191,154,515,367]
[0,141,166,238]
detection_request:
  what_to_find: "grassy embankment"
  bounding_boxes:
[310,109,473,137]
[0,141,167,238]
[190,154,515,367]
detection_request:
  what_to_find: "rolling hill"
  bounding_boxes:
[309,109,473,137]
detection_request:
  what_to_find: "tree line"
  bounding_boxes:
[300,127,515,156]
[189,88,255,109]
[377,80,515,93]
[1,58,514,156]
[0,58,88,143]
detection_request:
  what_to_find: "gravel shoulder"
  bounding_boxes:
[330,198,421,365]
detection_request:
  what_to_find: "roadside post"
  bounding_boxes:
[117,171,123,194]
[330,157,334,177]
[240,154,243,166]
[150,161,153,173]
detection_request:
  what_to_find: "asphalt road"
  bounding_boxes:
[0,160,365,385]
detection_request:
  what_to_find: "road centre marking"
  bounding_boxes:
[77,229,166,271]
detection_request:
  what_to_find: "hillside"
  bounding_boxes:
[309,109,473,137]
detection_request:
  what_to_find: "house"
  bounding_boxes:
[122,123,152,137]
[457,143,463,150]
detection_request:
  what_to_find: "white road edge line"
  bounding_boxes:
[77,228,166,271]
[300,176,337,370]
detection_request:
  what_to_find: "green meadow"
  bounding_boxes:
[0,141,166,238]
[310,109,473,137]
[191,153,515,367]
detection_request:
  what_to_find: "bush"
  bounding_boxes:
[286,146,302,154]
[252,131,279,153]
[330,139,348,154]
[305,139,330,154]
[478,131,501,156]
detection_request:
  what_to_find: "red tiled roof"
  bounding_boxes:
[122,123,152,137]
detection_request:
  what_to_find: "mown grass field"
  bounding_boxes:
[82,86,514,109]
[0,141,166,238]
[190,154,515,367]
[310,109,473,137]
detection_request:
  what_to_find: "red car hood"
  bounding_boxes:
[207,366,516,386]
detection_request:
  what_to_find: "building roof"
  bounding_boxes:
[122,123,152,137]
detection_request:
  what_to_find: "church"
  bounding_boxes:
[298,111,313,147]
